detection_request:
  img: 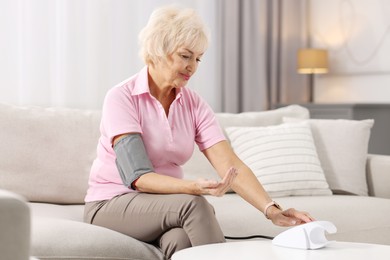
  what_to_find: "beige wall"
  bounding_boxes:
[310,0,390,103]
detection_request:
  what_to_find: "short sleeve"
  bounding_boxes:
[194,95,226,151]
[101,86,142,144]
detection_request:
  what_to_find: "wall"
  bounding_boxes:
[310,0,390,103]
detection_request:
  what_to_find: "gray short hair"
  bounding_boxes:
[138,5,210,65]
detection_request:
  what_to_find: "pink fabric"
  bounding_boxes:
[85,67,225,202]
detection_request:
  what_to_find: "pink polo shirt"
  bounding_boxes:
[85,67,226,202]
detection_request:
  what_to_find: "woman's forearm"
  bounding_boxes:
[134,169,237,198]
[203,141,273,215]
[135,172,199,194]
[231,164,272,214]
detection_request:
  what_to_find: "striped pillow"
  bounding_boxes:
[226,122,332,197]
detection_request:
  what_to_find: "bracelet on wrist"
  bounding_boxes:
[264,201,283,219]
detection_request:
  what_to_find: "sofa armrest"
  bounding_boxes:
[366,154,390,198]
[0,189,31,260]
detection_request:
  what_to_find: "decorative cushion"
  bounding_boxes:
[216,104,309,129]
[284,118,374,196]
[225,122,332,197]
[182,105,310,182]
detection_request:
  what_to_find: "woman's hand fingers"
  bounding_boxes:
[215,167,238,196]
[220,167,237,185]
[284,208,315,223]
[199,167,238,197]
[218,168,238,195]
[271,208,315,227]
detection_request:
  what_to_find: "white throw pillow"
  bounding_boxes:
[283,118,374,196]
[216,104,309,129]
[225,122,332,198]
[183,105,310,182]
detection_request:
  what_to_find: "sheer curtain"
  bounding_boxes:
[0,0,219,110]
[277,0,308,106]
[0,0,306,112]
[218,0,267,112]
[219,0,307,112]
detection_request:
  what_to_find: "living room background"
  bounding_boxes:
[0,0,307,112]
[1,0,389,112]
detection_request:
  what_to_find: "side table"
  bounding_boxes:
[172,240,390,260]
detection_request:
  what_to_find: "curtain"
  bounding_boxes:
[277,0,308,106]
[219,0,307,112]
[0,0,307,112]
[218,0,267,112]
[0,0,219,110]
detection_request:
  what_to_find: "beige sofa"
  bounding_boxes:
[1,103,389,260]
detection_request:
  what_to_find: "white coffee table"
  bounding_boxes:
[172,240,390,260]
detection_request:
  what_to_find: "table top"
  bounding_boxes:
[172,240,390,260]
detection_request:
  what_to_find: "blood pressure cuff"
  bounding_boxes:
[113,133,154,190]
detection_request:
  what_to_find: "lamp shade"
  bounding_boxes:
[297,48,328,74]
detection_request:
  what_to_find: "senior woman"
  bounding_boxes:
[84,5,313,259]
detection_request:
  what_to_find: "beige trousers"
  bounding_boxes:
[84,193,225,259]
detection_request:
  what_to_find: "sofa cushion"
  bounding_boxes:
[284,118,374,196]
[216,104,309,130]
[225,122,332,197]
[29,202,84,222]
[183,105,310,182]
[0,103,101,204]
[206,194,390,245]
[32,217,164,260]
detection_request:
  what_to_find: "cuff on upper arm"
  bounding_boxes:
[113,133,154,190]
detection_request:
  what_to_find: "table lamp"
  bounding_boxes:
[297,48,328,102]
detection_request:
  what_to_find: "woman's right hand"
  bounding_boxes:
[195,167,238,197]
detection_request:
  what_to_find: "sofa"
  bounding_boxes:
[0,102,389,260]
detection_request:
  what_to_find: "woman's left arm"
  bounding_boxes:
[203,140,314,226]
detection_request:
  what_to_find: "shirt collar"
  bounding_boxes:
[175,89,183,106]
[132,66,150,95]
[133,66,183,106]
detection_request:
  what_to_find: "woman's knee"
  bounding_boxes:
[179,195,225,243]
[184,195,215,216]
[158,228,191,259]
